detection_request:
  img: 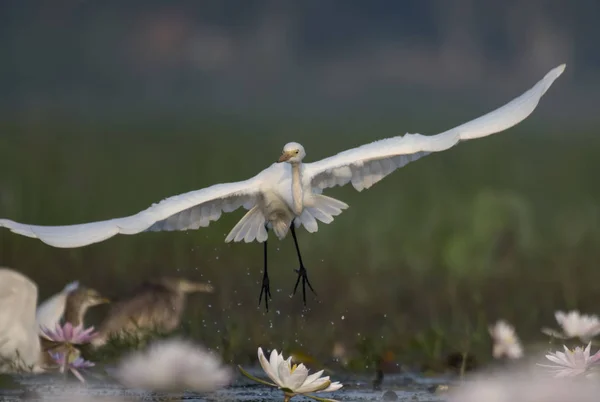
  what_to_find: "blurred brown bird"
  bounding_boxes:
[63,287,110,327]
[90,277,213,348]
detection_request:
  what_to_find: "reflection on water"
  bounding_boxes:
[1,367,450,401]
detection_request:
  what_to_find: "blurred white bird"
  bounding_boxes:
[36,280,79,337]
[116,338,232,392]
[0,65,565,310]
[0,268,42,373]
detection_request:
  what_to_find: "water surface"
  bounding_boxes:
[1,367,451,401]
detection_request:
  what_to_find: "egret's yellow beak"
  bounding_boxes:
[99,297,111,304]
[278,151,293,163]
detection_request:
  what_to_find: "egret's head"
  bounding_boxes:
[278,142,306,163]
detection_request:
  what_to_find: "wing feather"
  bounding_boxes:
[304,64,565,192]
[0,175,264,248]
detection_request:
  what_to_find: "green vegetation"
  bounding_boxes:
[1,115,599,372]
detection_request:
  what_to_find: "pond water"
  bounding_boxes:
[1,367,451,401]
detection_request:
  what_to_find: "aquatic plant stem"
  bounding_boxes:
[305,395,340,402]
[459,350,468,380]
[237,365,277,387]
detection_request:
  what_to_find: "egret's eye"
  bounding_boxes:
[295,150,299,154]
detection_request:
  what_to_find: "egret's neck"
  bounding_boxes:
[291,162,303,215]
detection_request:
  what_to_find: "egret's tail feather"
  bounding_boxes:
[272,220,289,240]
[296,194,349,233]
[296,209,318,232]
[225,206,267,243]
[310,195,348,222]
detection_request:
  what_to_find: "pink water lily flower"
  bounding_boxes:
[41,323,97,345]
[49,351,95,382]
[538,342,600,377]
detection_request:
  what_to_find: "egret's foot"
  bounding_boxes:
[292,265,317,306]
[258,273,272,312]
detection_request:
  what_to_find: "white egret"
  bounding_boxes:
[0,268,42,372]
[36,280,79,337]
[0,65,565,310]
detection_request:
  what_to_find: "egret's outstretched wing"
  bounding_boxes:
[0,175,263,248]
[0,268,40,372]
[304,64,565,192]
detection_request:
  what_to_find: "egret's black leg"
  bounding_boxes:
[290,222,316,305]
[258,228,272,311]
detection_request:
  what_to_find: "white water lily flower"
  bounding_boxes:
[239,347,342,402]
[489,320,523,359]
[538,342,600,377]
[550,311,600,341]
[115,338,231,392]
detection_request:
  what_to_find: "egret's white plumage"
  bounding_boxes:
[36,280,79,337]
[0,268,41,372]
[0,65,565,248]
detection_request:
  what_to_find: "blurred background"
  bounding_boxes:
[1,0,599,370]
